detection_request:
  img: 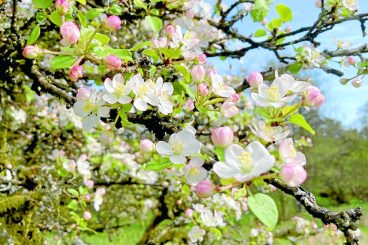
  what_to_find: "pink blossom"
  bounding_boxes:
[76,87,91,100]
[166,25,175,35]
[195,180,215,198]
[315,0,322,7]
[183,99,195,111]
[262,18,268,26]
[185,208,193,218]
[83,211,92,220]
[85,179,94,189]
[69,66,83,82]
[84,194,92,201]
[221,99,239,118]
[197,53,207,64]
[280,163,307,187]
[348,56,356,65]
[303,86,325,107]
[211,126,234,147]
[152,37,168,48]
[248,71,263,88]
[104,55,122,71]
[198,83,209,96]
[55,0,69,15]
[191,65,206,81]
[60,21,80,45]
[105,15,122,31]
[22,45,43,59]
[279,138,306,166]
[140,139,154,152]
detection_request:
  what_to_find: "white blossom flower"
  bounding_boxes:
[130,74,155,111]
[156,129,201,164]
[147,77,174,115]
[211,73,235,98]
[188,226,206,243]
[200,209,226,227]
[183,157,207,185]
[11,108,27,124]
[94,187,105,211]
[251,73,308,107]
[103,73,133,104]
[212,193,242,220]
[300,46,325,68]
[76,154,91,177]
[342,0,358,11]
[213,142,275,182]
[73,90,110,130]
[249,120,290,143]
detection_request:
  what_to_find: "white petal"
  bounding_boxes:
[134,98,148,111]
[213,161,238,179]
[83,114,99,131]
[112,73,124,88]
[170,155,187,164]
[156,141,172,155]
[104,78,115,93]
[73,101,89,117]
[224,144,244,165]
[251,93,271,107]
[103,93,118,104]
[162,82,174,95]
[98,106,110,118]
[117,96,132,104]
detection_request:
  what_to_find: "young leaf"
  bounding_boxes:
[49,10,63,26]
[33,0,52,9]
[144,157,172,171]
[254,29,267,37]
[288,62,302,74]
[134,0,148,10]
[27,25,41,45]
[276,4,293,22]
[174,64,190,83]
[50,56,77,70]
[145,16,163,32]
[289,113,316,135]
[248,193,278,229]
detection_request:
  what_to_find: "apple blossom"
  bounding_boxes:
[76,154,91,177]
[69,66,83,82]
[280,163,307,187]
[63,160,76,172]
[156,129,201,164]
[22,45,43,59]
[85,179,94,189]
[185,208,193,218]
[198,83,209,96]
[60,21,80,45]
[211,73,236,98]
[342,0,358,11]
[105,15,122,31]
[195,180,215,198]
[183,99,195,111]
[197,53,207,64]
[303,86,325,107]
[211,126,234,147]
[147,77,174,115]
[315,0,322,7]
[103,73,133,104]
[83,211,92,220]
[221,98,239,118]
[104,55,122,71]
[213,142,275,182]
[130,74,155,112]
[73,89,110,131]
[279,138,306,166]
[183,157,207,185]
[94,187,106,211]
[191,65,206,82]
[352,78,362,88]
[55,0,69,15]
[152,37,168,48]
[348,56,356,65]
[249,120,290,143]
[188,226,206,243]
[166,25,175,35]
[248,71,263,88]
[76,87,91,100]
[140,139,154,152]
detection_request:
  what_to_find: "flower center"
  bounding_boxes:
[289,147,297,158]
[237,151,253,173]
[83,100,99,114]
[114,83,126,97]
[138,84,149,97]
[172,142,184,155]
[189,167,200,176]
[267,86,280,101]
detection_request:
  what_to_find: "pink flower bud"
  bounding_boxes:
[197,53,207,64]
[166,25,175,35]
[211,126,234,147]
[22,45,43,59]
[195,180,215,198]
[348,56,356,65]
[152,37,168,48]
[76,87,91,100]
[352,78,362,88]
[198,83,209,96]
[104,55,122,71]
[262,18,267,26]
[185,208,193,218]
[191,65,206,81]
[69,66,83,82]
[105,15,122,31]
[96,187,106,196]
[83,211,92,220]
[280,163,307,187]
[315,0,322,8]
[140,139,154,152]
[85,179,94,189]
[84,194,92,201]
[60,21,80,45]
[183,100,195,111]
[285,26,292,33]
[55,0,69,15]
[248,71,263,87]
[303,86,325,107]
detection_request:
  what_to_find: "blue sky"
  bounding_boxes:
[207,0,368,128]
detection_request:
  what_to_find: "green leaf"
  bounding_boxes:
[144,157,172,171]
[254,29,267,37]
[110,4,123,15]
[214,147,225,161]
[276,3,293,22]
[77,10,88,27]
[33,0,52,9]
[50,56,77,70]
[289,113,315,135]
[134,0,148,10]
[48,10,63,26]
[145,16,163,32]
[85,8,104,20]
[67,200,79,211]
[248,193,278,229]
[27,25,41,45]
[76,0,86,4]
[130,41,152,51]
[177,81,195,99]
[94,33,110,45]
[67,188,79,197]
[267,18,282,31]
[250,0,273,22]
[288,62,302,74]
[174,64,190,83]
[143,49,160,63]
[161,48,182,59]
